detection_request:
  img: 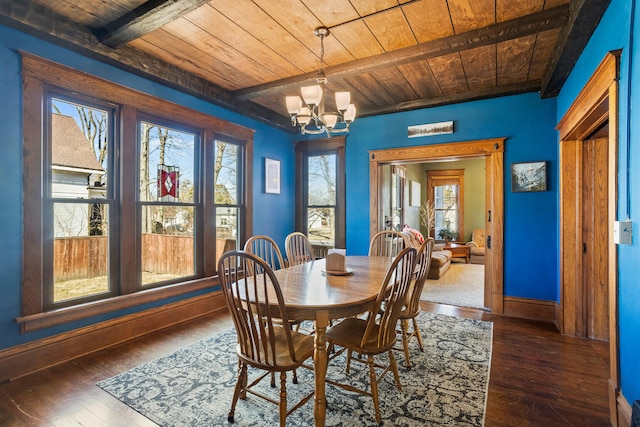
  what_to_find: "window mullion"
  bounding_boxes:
[120,105,139,294]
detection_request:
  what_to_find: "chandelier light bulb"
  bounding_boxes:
[323,113,339,129]
[297,107,312,125]
[344,104,356,122]
[335,92,351,111]
[286,96,302,114]
[301,85,323,106]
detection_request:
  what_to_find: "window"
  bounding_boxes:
[138,119,198,287]
[213,139,243,266]
[390,165,406,231]
[427,170,465,241]
[295,137,346,254]
[21,55,253,331]
[46,96,116,307]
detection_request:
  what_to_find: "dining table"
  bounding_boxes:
[269,255,394,426]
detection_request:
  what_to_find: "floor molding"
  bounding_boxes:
[617,392,632,427]
[502,296,557,324]
[0,292,226,383]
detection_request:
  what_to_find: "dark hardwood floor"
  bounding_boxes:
[0,301,610,426]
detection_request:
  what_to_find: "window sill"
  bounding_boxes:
[16,277,218,333]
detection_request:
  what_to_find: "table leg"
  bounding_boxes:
[314,311,329,426]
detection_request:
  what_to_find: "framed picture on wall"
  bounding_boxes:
[265,158,280,194]
[511,161,547,192]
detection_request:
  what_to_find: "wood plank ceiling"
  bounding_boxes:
[0,0,610,132]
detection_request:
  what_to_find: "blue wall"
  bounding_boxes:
[0,25,296,349]
[557,0,640,407]
[344,93,559,301]
[3,3,637,406]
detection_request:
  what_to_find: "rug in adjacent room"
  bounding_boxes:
[422,262,486,309]
[98,312,493,426]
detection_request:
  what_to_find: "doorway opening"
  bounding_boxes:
[369,138,504,313]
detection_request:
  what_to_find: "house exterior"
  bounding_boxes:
[0,0,638,425]
[51,113,105,237]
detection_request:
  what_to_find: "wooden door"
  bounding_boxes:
[581,133,609,340]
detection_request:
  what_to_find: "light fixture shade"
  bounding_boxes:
[286,96,302,114]
[323,113,339,129]
[335,92,351,111]
[297,107,312,125]
[344,104,356,122]
[301,85,323,106]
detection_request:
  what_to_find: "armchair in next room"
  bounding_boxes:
[466,228,485,265]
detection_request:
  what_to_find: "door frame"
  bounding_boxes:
[369,138,505,313]
[556,50,620,425]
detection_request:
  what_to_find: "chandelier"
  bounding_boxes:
[285,27,356,137]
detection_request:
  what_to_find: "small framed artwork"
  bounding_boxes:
[511,161,547,192]
[265,158,281,194]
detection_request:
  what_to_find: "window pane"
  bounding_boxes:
[51,99,108,199]
[53,202,109,302]
[214,141,239,204]
[434,184,459,238]
[141,205,195,286]
[308,207,335,247]
[215,206,238,267]
[308,154,336,205]
[139,122,195,203]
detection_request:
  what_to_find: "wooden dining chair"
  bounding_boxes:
[244,235,301,387]
[396,237,434,367]
[245,234,309,362]
[218,250,315,427]
[325,247,417,425]
[244,235,286,271]
[285,232,315,266]
[368,230,411,258]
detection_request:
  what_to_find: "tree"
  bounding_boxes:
[214,141,238,204]
[308,154,336,205]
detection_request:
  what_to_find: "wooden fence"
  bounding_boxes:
[54,236,108,281]
[54,235,236,281]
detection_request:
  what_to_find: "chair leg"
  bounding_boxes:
[279,371,288,427]
[412,317,424,351]
[228,363,247,423]
[240,363,248,399]
[345,348,353,373]
[367,355,382,425]
[273,369,298,385]
[388,350,402,391]
[400,319,412,368]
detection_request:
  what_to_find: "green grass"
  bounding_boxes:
[54,272,182,302]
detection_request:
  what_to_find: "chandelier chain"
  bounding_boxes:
[319,33,325,74]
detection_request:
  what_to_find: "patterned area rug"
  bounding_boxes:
[98,312,493,426]
[422,263,486,309]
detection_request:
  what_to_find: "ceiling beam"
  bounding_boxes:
[0,0,292,131]
[540,0,611,98]
[360,81,543,117]
[233,5,570,101]
[95,0,211,48]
